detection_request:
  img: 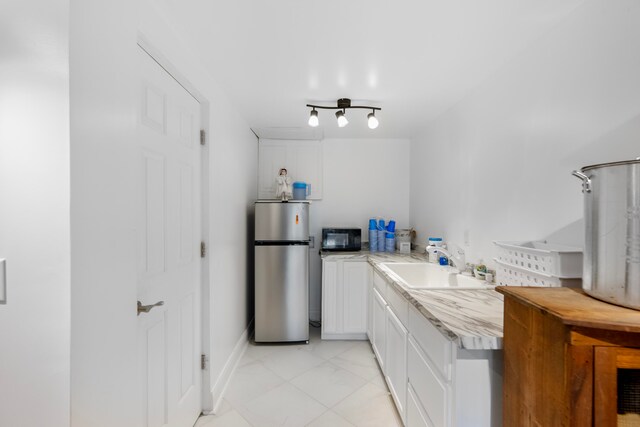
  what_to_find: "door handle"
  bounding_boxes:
[137,300,164,316]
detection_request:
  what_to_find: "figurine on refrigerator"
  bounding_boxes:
[275,168,293,200]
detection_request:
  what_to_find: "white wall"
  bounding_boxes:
[0,1,71,425]
[70,0,139,425]
[139,3,258,411]
[310,138,411,320]
[68,1,257,420]
[410,0,640,268]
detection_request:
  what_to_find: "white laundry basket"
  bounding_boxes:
[493,259,581,288]
[493,241,583,287]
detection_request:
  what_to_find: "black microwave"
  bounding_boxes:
[321,228,361,251]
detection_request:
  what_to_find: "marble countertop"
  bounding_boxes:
[320,249,427,263]
[405,289,503,349]
[322,251,504,350]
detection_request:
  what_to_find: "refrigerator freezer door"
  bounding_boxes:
[255,201,309,242]
[255,244,309,342]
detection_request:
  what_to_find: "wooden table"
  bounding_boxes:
[497,286,640,427]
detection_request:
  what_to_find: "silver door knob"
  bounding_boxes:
[137,300,164,316]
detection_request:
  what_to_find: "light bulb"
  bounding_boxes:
[367,112,379,129]
[336,110,349,127]
[308,109,319,127]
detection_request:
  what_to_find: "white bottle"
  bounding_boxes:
[427,246,438,263]
[426,237,443,264]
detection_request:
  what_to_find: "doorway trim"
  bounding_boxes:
[136,33,213,413]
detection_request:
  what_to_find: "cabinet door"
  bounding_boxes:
[287,141,323,200]
[372,288,387,371]
[367,265,373,340]
[342,261,369,334]
[258,139,323,200]
[595,346,640,426]
[408,305,453,381]
[386,306,408,423]
[258,142,287,199]
[408,337,450,427]
[407,385,433,427]
[321,260,339,335]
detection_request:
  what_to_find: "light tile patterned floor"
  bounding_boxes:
[195,327,402,427]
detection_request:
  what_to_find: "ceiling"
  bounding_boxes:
[152,0,585,139]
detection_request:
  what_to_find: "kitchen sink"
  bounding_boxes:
[380,262,493,290]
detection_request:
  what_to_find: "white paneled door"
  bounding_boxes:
[137,47,202,427]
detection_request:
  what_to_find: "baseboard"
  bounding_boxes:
[321,332,368,340]
[204,318,254,415]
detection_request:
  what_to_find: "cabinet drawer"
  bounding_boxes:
[409,305,453,381]
[373,270,387,296]
[407,384,433,427]
[386,284,409,326]
[408,337,449,427]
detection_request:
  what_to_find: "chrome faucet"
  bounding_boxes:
[435,244,467,274]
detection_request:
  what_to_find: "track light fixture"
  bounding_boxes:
[306,98,381,129]
[367,111,379,129]
[308,108,319,127]
[335,109,348,127]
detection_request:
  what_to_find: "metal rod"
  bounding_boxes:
[306,104,382,111]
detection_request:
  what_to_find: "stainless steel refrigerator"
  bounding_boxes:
[254,200,310,343]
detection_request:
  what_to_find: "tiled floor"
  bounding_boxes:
[195,327,403,427]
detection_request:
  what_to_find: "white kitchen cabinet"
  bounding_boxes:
[371,287,387,370]
[407,385,432,427]
[372,274,409,425]
[322,260,339,334]
[406,304,503,427]
[408,335,451,427]
[385,306,408,424]
[342,261,368,333]
[367,265,373,340]
[337,262,502,427]
[258,142,287,199]
[408,303,454,381]
[258,139,323,200]
[321,259,369,340]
